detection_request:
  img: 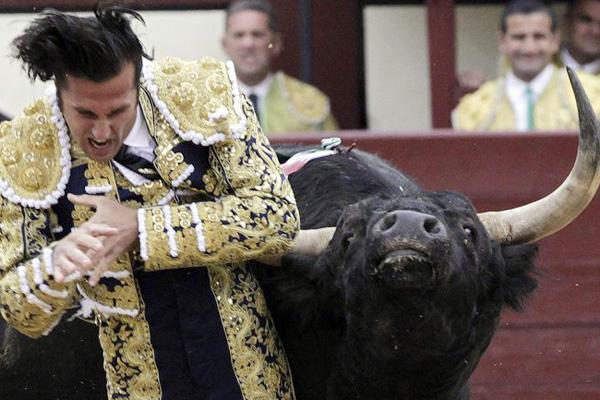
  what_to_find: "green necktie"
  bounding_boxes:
[525,86,535,130]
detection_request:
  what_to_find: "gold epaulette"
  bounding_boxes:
[574,71,600,104]
[0,98,67,209]
[277,72,331,124]
[453,80,502,131]
[141,57,247,146]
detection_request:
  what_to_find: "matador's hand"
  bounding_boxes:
[67,193,139,286]
[53,223,119,283]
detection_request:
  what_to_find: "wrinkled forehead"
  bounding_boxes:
[358,191,477,216]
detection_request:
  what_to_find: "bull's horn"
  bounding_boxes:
[255,227,336,266]
[290,227,337,254]
[478,67,600,244]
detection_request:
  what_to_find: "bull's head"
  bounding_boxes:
[272,166,539,399]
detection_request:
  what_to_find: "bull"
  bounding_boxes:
[1,68,599,399]
[253,67,600,400]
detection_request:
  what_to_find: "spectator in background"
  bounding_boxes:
[456,0,600,99]
[0,111,9,122]
[222,0,338,134]
[453,0,600,131]
[559,0,600,74]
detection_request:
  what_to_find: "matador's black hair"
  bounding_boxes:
[11,3,151,88]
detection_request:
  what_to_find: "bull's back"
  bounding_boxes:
[277,147,419,228]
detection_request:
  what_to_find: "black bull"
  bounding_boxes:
[253,147,538,400]
[1,69,599,400]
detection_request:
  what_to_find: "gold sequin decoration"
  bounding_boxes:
[1,146,20,166]
[29,129,51,149]
[0,100,62,201]
[74,159,161,400]
[0,199,76,339]
[171,82,197,111]
[146,57,241,141]
[0,199,25,271]
[98,314,162,400]
[208,265,296,399]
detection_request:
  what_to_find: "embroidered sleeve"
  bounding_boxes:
[137,100,300,271]
[0,199,77,338]
[452,81,498,131]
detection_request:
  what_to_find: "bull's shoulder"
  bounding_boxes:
[283,147,419,228]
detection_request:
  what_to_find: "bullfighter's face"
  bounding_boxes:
[58,62,138,162]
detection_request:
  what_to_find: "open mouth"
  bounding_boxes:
[89,138,109,149]
[372,249,435,288]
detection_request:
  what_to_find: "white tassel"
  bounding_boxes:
[163,205,179,257]
[189,203,206,252]
[138,209,149,261]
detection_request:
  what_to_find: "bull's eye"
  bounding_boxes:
[463,226,476,243]
[342,233,355,250]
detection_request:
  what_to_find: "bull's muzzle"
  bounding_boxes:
[371,210,448,243]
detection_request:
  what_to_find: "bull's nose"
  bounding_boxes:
[371,210,448,241]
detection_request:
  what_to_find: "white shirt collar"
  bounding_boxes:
[124,105,153,149]
[506,63,554,99]
[118,105,155,164]
[561,48,600,75]
[505,64,554,131]
[238,73,273,99]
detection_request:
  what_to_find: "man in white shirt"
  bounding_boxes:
[453,0,600,131]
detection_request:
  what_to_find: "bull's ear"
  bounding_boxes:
[500,243,538,311]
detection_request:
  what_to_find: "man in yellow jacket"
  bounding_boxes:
[453,0,600,131]
[222,0,338,134]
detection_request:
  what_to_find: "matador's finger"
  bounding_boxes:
[88,258,111,287]
[67,193,103,208]
[79,223,119,234]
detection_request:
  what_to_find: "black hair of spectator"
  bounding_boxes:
[566,0,600,16]
[226,0,279,33]
[500,0,558,33]
[11,3,151,90]
[0,111,10,122]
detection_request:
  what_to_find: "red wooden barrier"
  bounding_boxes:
[270,131,600,398]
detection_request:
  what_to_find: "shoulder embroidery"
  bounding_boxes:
[277,71,331,125]
[0,86,71,209]
[141,57,247,146]
[455,79,505,131]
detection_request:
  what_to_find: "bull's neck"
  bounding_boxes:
[331,317,474,400]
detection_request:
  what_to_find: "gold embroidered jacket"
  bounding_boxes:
[0,57,299,399]
[260,71,338,135]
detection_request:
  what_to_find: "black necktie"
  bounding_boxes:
[113,145,159,180]
[248,93,260,122]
